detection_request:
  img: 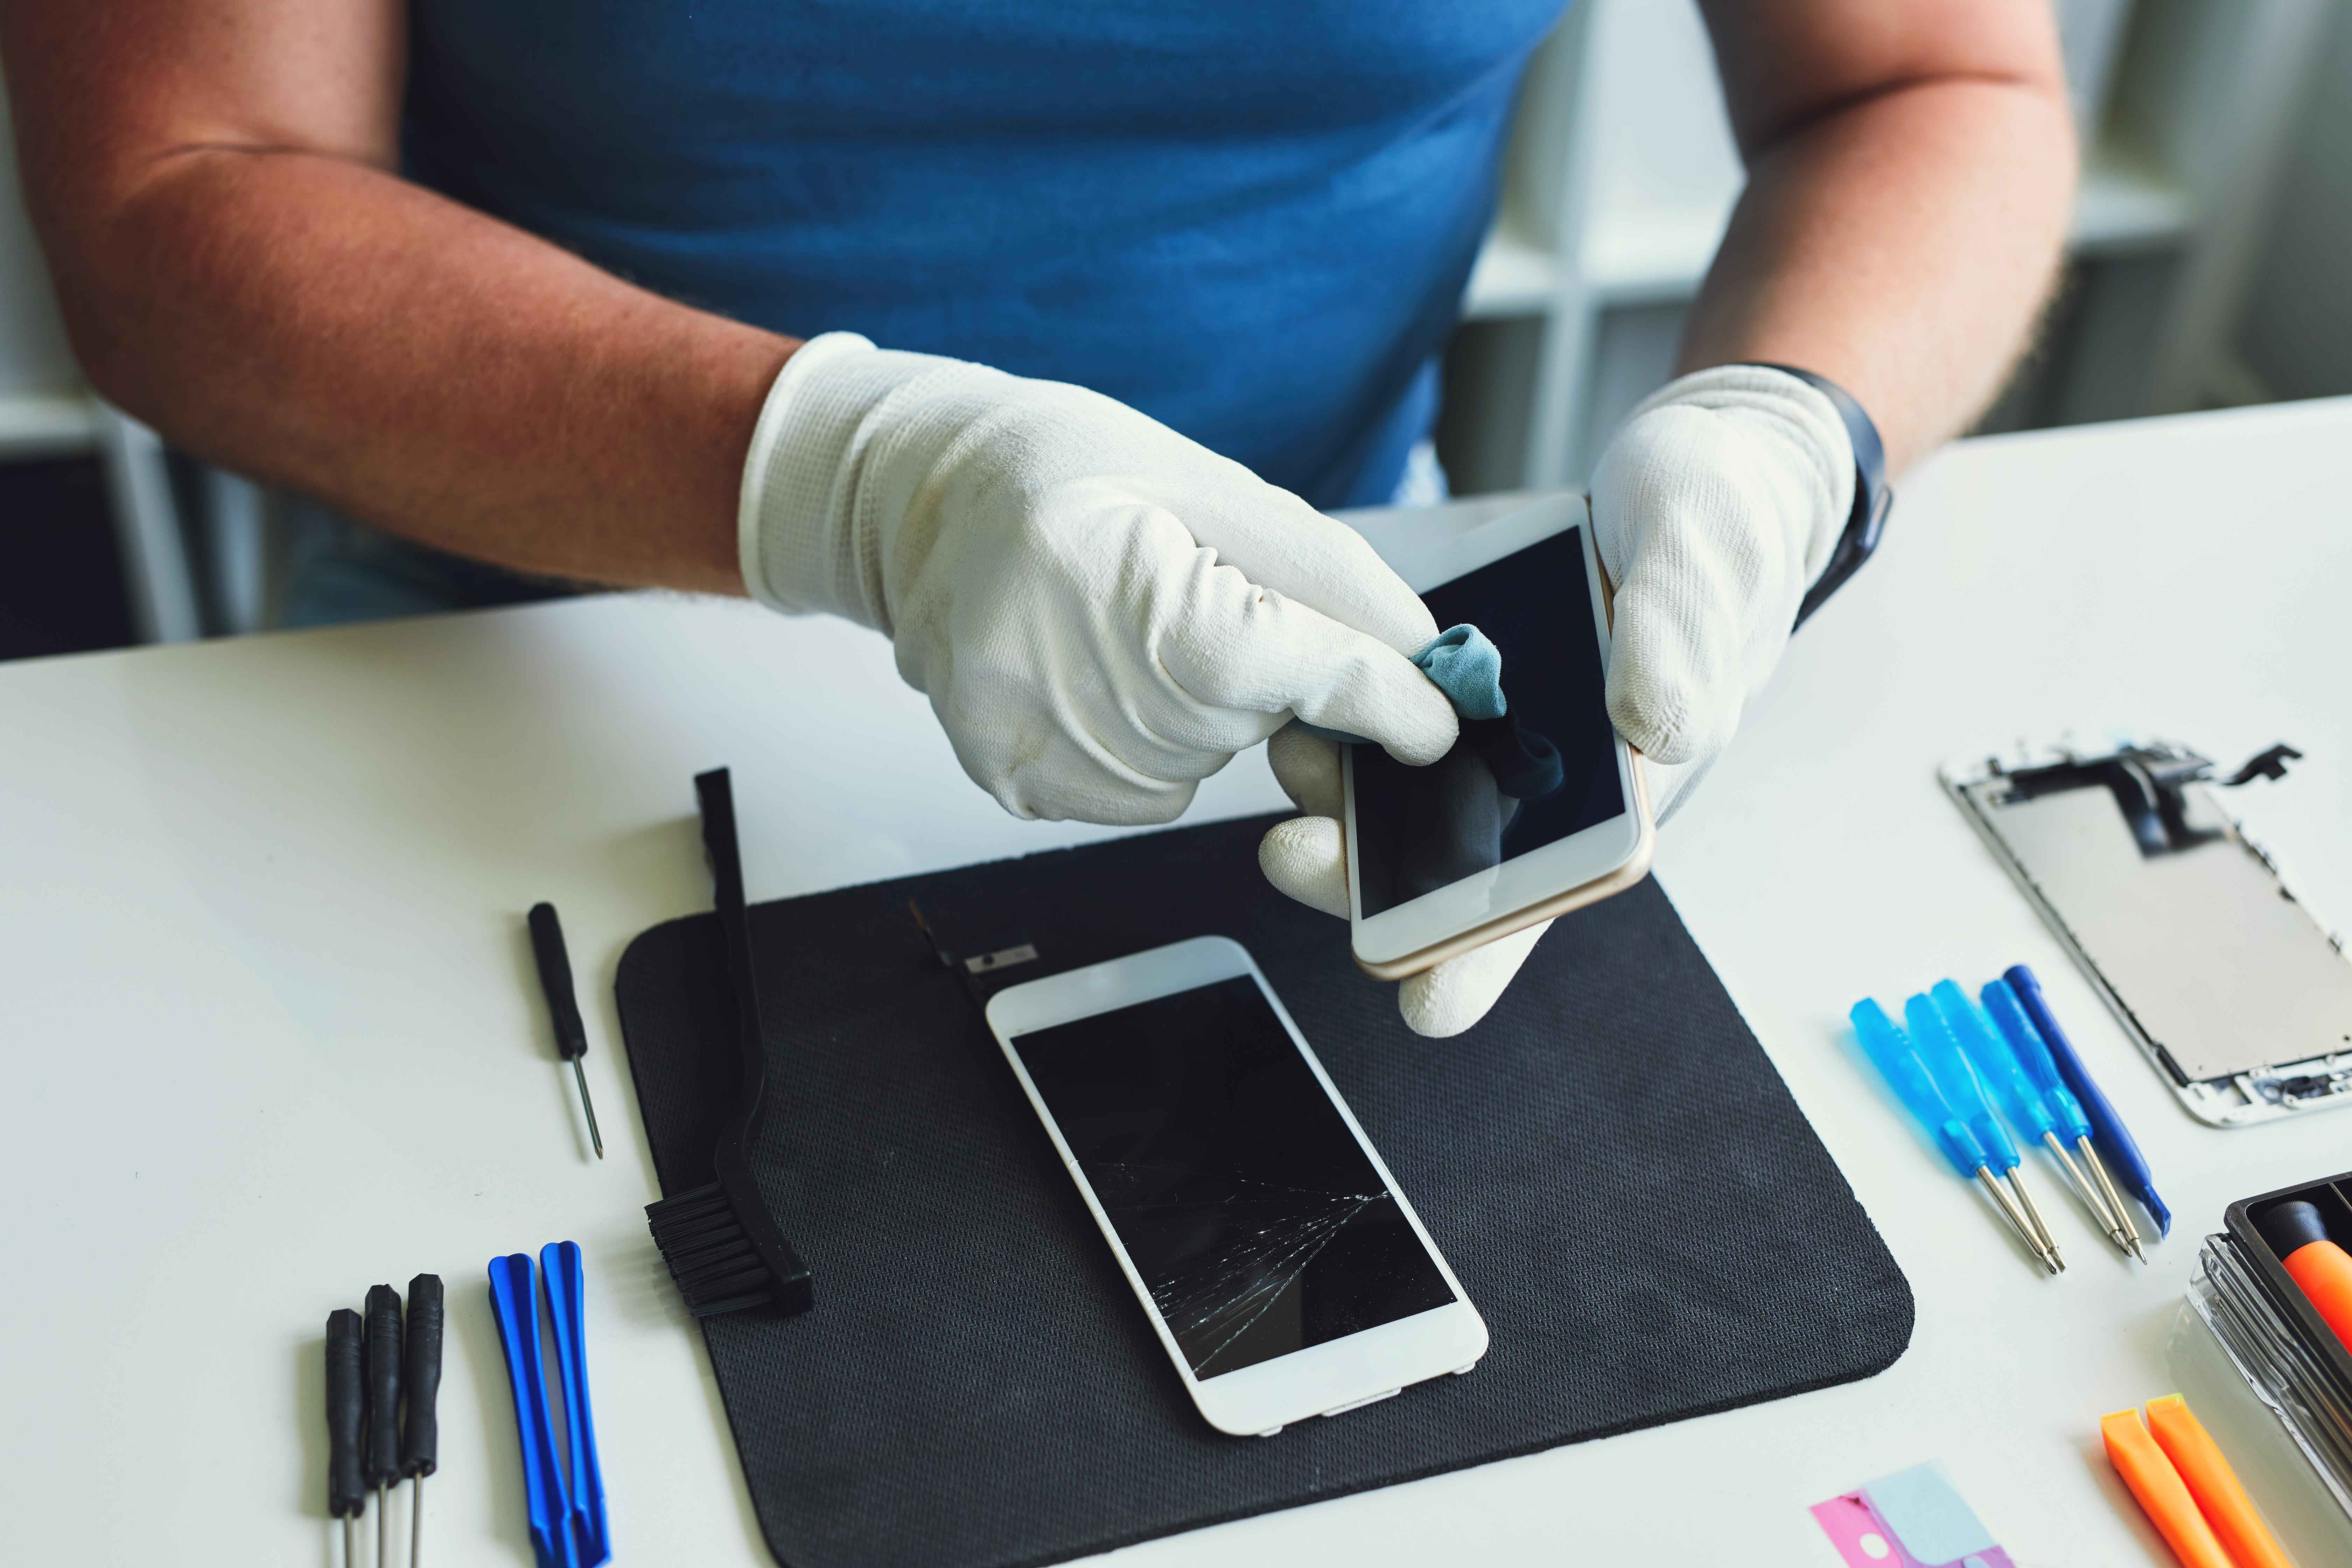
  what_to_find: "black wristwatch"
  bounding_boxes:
[1750,364,1893,629]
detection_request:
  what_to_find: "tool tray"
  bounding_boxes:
[614,812,1912,1568]
[2228,1170,2352,1401]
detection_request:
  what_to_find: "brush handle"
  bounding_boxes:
[401,1274,442,1479]
[695,768,768,1183]
[362,1283,404,1489]
[326,1309,365,1518]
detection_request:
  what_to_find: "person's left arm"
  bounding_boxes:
[1260,1,2075,1037]
[1684,0,2076,471]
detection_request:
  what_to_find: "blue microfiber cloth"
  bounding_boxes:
[1412,625,1506,720]
[1300,624,1504,743]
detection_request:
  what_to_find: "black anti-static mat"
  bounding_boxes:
[615,814,1912,1568]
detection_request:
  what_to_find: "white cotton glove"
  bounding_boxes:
[738,333,1458,825]
[1591,364,1854,807]
[1256,364,1854,1038]
[1258,724,1552,1038]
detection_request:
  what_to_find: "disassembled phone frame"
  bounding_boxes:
[1944,737,2352,1128]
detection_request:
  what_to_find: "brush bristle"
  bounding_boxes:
[646,1178,813,1317]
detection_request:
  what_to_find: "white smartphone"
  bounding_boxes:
[983,935,1488,1437]
[1344,492,1654,980]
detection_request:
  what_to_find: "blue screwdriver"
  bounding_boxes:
[1904,992,2064,1273]
[1933,980,2132,1260]
[1850,999,2055,1271]
[2002,963,2171,1241]
[1981,977,2147,1261]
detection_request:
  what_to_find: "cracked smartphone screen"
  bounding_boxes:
[1352,526,1624,916]
[1010,975,1456,1379]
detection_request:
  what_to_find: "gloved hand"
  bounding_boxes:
[1592,364,1853,804]
[737,332,1458,825]
[1259,723,1556,1038]
[1258,363,1854,1038]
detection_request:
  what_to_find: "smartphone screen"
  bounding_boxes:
[1351,526,1624,917]
[1006,974,1457,1380]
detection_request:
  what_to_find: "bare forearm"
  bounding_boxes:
[1682,80,2073,472]
[54,149,793,593]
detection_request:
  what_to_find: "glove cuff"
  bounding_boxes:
[1613,364,1855,589]
[737,331,965,629]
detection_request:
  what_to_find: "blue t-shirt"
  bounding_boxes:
[403,2,1564,508]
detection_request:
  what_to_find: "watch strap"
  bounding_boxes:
[1752,363,1893,629]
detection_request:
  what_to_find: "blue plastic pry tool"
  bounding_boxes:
[2002,963,2171,1240]
[489,1253,571,1568]
[1849,999,2054,1272]
[541,1241,609,1567]
[489,1246,612,1568]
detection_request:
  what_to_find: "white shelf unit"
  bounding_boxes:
[1439,0,2334,496]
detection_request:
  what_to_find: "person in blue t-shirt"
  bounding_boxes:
[3,2,2073,1032]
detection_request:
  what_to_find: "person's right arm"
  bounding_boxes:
[4,0,1457,833]
[1,0,786,593]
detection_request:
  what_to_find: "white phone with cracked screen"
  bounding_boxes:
[983,935,1488,1436]
[1345,493,1653,979]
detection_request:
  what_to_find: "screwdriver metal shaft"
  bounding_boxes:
[364,1285,404,1568]
[572,1058,603,1158]
[2043,1128,2132,1256]
[327,1309,365,1567]
[2082,1135,2147,1261]
[2005,1165,2064,1272]
[402,1273,444,1568]
[528,902,603,1158]
[1974,1167,2054,1272]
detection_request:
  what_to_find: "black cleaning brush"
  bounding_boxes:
[645,768,815,1318]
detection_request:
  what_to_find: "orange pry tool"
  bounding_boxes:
[2101,1408,2233,1568]
[2145,1395,2291,1568]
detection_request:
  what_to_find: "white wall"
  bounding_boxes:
[2236,0,2352,401]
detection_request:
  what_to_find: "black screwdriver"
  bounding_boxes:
[364,1283,404,1568]
[326,1308,365,1567]
[528,902,603,1158]
[402,1274,444,1568]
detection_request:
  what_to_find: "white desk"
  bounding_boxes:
[5,398,2351,1567]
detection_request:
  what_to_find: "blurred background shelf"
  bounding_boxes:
[4,0,2351,656]
[1440,0,2348,495]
